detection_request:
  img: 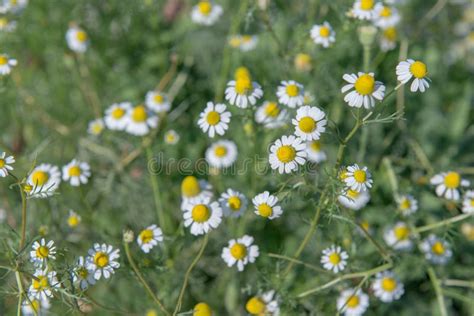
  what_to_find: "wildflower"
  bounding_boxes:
[137,224,163,253]
[276,80,305,108]
[181,176,213,209]
[66,26,89,53]
[191,1,223,26]
[29,269,59,300]
[205,140,238,169]
[104,102,132,131]
[380,27,397,51]
[383,222,412,251]
[430,171,470,201]
[321,245,349,273]
[219,188,248,218]
[0,152,14,177]
[27,164,61,198]
[198,102,231,138]
[310,22,336,47]
[246,291,280,315]
[396,194,418,216]
[87,118,105,136]
[164,129,180,144]
[62,159,91,186]
[86,243,120,280]
[343,164,373,192]
[306,141,327,163]
[338,189,370,211]
[462,190,474,213]
[373,4,400,28]
[225,77,263,108]
[183,196,222,236]
[30,239,56,266]
[125,104,159,136]
[0,53,16,75]
[294,53,312,72]
[145,90,171,113]
[254,101,288,129]
[372,271,404,302]
[341,72,385,109]
[228,35,242,48]
[72,256,96,290]
[351,0,378,20]
[0,17,16,32]
[193,302,213,316]
[252,191,283,220]
[292,105,327,141]
[421,235,452,265]
[303,91,315,105]
[21,296,50,316]
[0,0,28,14]
[269,135,306,174]
[239,35,258,52]
[337,288,369,316]
[67,210,81,228]
[461,223,474,241]
[221,235,259,271]
[396,59,431,92]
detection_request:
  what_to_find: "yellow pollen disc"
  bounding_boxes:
[68,215,79,227]
[206,111,220,125]
[92,124,103,135]
[246,297,266,315]
[384,27,397,41]
[353,170,367,183]
[381,277,397,292]
[400,198,411,210]
[78,267,89,279]
[230,243,247,260]
[36,246,49,258]
[111,107,125,119]
[235,77,252,95]
[339,170,348,180]
[286,84,299,97]
[347,295,360,308]
[94,252,109,268]
[0,159,5,168]
[0,56,8,65]
[241,35,252,43]
[276,145,296,163]
[235,66,251,80]
[31,170,49,186]
[470,199,474,207]
[347,189,360,199]
[258,203,273,217]
[380,6,392,17]
[68,166,81,177]
[360,0,374,10]
[181,176,201,197]
[328,252,341,264]
[153,94,164,103]
[76,30,87,42]
[192,204,211,223]
[131,105,147,122]
[354,74,375,95]
[432,241,445,255]
[214,145,227,157]
[0,18,7,27]
[33,276,49,290]
[410,61,427,79]
[444,172,460,189]
[229,36,241,47]
[264,102,280,117]
[319,26,330,37]
[394,226,409,240]
[198,1,212,15]
[298,116,316,133]
[194,302,212,316]
[140,229,154,243]
[228,196,241,210]
[310,141,321,151]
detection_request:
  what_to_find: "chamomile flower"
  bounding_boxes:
[191,1,223,26]
[86,243,120,280]
[246,291,280,316]
[380,27,397,52]
[396,59,431,92]
[341,72,385,109]
[372,271,404,302]
[0,53,16,75]
[303,91,315,105]
[29,269,59,300]
[338,189,370,211]
[193,302,213,316]
[294,53,312,72]
[181,176,213,209]
[373,4,400,28]
[27,164,61,198]
[421,235,452,265]
[321,245,349,273]
[183,196,222,236]
[254,101,288,129]
[145,90,171,113]
[219,189,248,218]
[462,190,474,214]
[396,194,418,216]
[72,256,96,290]
[66,26,89,53]
[0,0,27,14]
[225,77,263,108]
[0,17,16,32]
[306,141,327,163]
[104,102,132,130]
[221,235,259,271]
[87,118,104,136]
[198,102,231,138]
[337,288,369,316]
[344,164,373,192]
[30,239,56,266]
[205,140,238,169]
[383,222,412,251]
[21,296,50,316]
[239,35,258,52]
[137,224,163,253]
[310,22,336,48]
[351,0,378,21]
[292,105,327,141]
[164,129,180,144]
[62,159,91,186]
[67,210,81,228]
[269,135,306,174]
[252,191,283,220]
[430,171,470,201]
[125,104,159,136]
[228,35,242,48]
[0,152,14,177]
[276,80,305,108]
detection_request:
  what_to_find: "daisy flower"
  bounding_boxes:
[351,0,378,21]
[430,171,470,201]
[225,77,263,108]
[383,222,412,251]
[219,189,248,218]
[0,17,16,32]
[183,196,222,236]
[343,164,373,192]
[66,26,89,53]
[341,72,385,109]
[164,129,180,144]
[29,269,59,300]
[310,22,336,48]
[254,101,288,129]
[86,243,120,280]
[246,291,280,316]
[372,271,404,302]
[321,245,349,273]
[252,191,283,220]
[21,296,50,316]
[338,189,370,211]
[193,302,213,316]
[396,194,418,216]
[125,104,159,136]
[0,53,16,75]
[26,164,61,198]
[306,141,327,163]
[0,0,28,14]
[269,135,306,174]
[0,151,14,177]
[228,35,242,48]
[294,53,312,72]
[198,102,231,138]
[221,235,259,271]
[181,176,213,208]
[137,224,163,253]
[72,256,96,290]
[337,288,369,316]
[380,27,397,52]
[145,90,171,113]
[191,0,223,26]
[276,80,305,108]
[30,239,56,266]
[396,59,430,92]
[87,118,104,136]
[239,35,258,52]
[462,190,474,214]
[205,140,238,169]
[373,4,400,28]
[62,159,91,186]
[292,105,327,141]
[104,102,132,130]
[421,234,452,265]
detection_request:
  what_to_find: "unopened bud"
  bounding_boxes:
[123,229,134,243]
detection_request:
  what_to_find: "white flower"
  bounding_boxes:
[0,17,16,32]
[205,140,238,169]
[198,102,231,138]
[343,164,373,192]
[29,269,59,301]
[269,135,306,174]
[396,194,418,216]
[372,271,404,303]
[0,151,14,177]
[137,224,163,253]
[86,243,120,280]
[373,4,400,28]
[0,53,17,75]
[341,72,385,109]
[67,210,81,228]
[383,222,412,251]
[180,176,213,209]
[183,196,222,236]
[62,159,91,186]
[292,105,327,141]
[337,288,369,316]
[245,290,280,316]
[338,189,370,211]
[219,189,248,218]
[22,296,50,316]
[221,235,259,271]
[72,256,96,290]
[164,129,180,144]
[379,27,397,52]
[430,171,470,201]
[254,101,288,129]
[310,21,336,47]
[104,102,132,130]
[30,239,56,267]
[351,0,378,20]
[321,245,349,273]
[125,104,159,136]
[305,141,327,163]
[87,118,104,136]
[252,191,283,220]
[462,190,474,214]
[225,78,263,108]
[0,0,28,14]
[396,59,430,92]
[191,1,223,26]
[66,26,89,53]
[239,35,258,52]
[145,90,171,113]
[26,164,61,198]
[276,80,305,108]
[421,234,452,265]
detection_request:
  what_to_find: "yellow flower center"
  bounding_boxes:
[181,176,201,197]
[276,145,296,163]
[78,267,89,279]
[153,94,164,103]
[76,30,88,42]
[0,56,7,65]
[139,229,154,244]
[246,297,266,315]
[432,241,445,255]
[346,295,360,308]
[264,102,280,117]
[328,252,341,264]
[319,26,330,37]
[228,196,241,210]
[339,170,348,180]
[241,35,252,43]
[68,215,80,227]
[353,170,367,183]
[360,0,374,10]
[444,172,460,189]
[32,275,49,290]
[257,203,273,217]
[381,277,397,292]
[346,189,360,199]
[31,171,49,186]
[310,141,321,151]
[0,18,7,27]
[214,145,227,157]
[36,246,49,259]
[235,77,252,95]
[206,111,220,125]
[192,204,211,223]
[380,6,392,17]
[394,226,409,240]
[194,302,212,316]
[91,123,103,135]
[354,74,375,95]
[0,159,5,168]
[470,199,474,207]
[131,105,147,122]
[286,84,299,97]
[229,36,242,48]
[235,66,251,80]
[410,61,427,79]
[94,252,109,268]
[68,166,81,177]
[384,27,397,41]
[111,107,125,119]
[298,116,316,133]
[230,243,247,260]
[198,1,212,15]
[400,198,411,210]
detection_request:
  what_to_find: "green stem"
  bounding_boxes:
[19,187,27,250]
[415,213,472,234]
[267,253,328,273]
[427,267,448,316]
[15,271,24,316]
